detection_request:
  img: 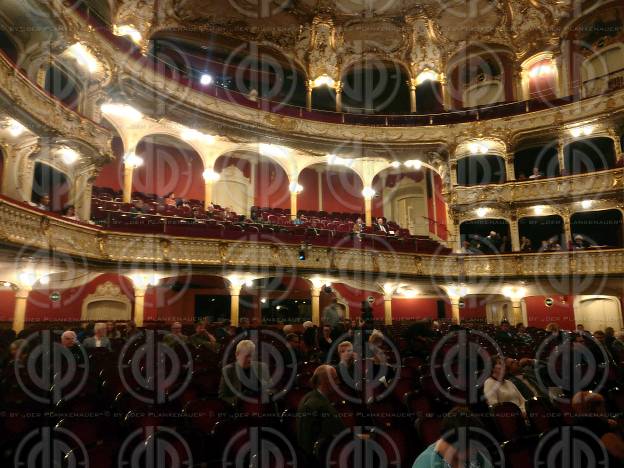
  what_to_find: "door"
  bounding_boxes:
[395,196,427,235]
[575,296,623,333]
[486,300,512,324]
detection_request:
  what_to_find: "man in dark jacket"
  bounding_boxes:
[296,365,345,458]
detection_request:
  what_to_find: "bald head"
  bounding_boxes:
[61,330,77,348]
[310,364,337,395]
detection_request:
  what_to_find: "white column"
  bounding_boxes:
[311,287,321,326]
[134,288,146,327]
[511,299,525,326]
[383,294,393,325]
[306,81,313,111]
[557,139,566,174]
[335,81,343,112]
[123,165,134,203]
[317,168,323,211]
[12,288,30,333]
[510,218,520,252]
[449,296,461,324]
[230,285,242,327]
[409,81,417,113]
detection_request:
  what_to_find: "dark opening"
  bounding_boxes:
[460,218,511,253]
[514,144,560,180]
[195,295,230,322]
[571,209,623,248]
[518,215,564,251]
[261,298,311,324]
[45,65,81,110]
[416,80,443,114]
[311,86,336,112]
[342,63,411,114]
[457,155,506,186]
[564,137,616,174]
[0,27,18,63]
[32,162,70,211]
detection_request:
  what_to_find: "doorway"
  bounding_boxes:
[574,296,623,333]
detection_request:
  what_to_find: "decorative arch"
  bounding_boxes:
[81,281,132,321]
[296,162,364,214]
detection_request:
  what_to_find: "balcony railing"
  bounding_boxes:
[2,196,624,279]
[451,168,624,205]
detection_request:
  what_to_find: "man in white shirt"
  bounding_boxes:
[528,167,543,179]
[82,322,112,350]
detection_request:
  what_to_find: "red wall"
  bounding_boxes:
[297,167,320,212]
[331,283,384,319]
[0,289,16,321]
[524,295,575,330]
[133,141,205,199]
[320,171,364,214]
[95,137,124,191]
[25,274,134,324]
[214,155,251,179]
[391,297,452,321]
[460,296,487,321]
[254,160,290,209]
[433,174,448,240]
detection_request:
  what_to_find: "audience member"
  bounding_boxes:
[519,236,532,252]
[504,357,549,400]
[296,365,345,458]
[62,205,80,221]
[529,167,543,179]
[572,391,624,463]
[374,217,389,234]
[413,406,494,468]
[495,321,515,344]
[164,192,177,207]
[31,194,51,211]
[318,325,333,358]
[163,321,188,347]
[82,322,112,350]
[322,298,342,329]
[188,321,218,350]
[484,359,527,413]
[106,321,122,339]
[218,339,271,406]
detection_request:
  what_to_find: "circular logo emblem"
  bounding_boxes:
[118,330,193,404]
[118,426,192,468]
[535,333,610,403]
[14,426,88,468]
[545,297,554,307]
[535,426,608,467]
[326,331,401,404]
[16,330,89,404]
[222,426,297,467]
[49,291,61,302]
[326,426,401,467]
[221,329,297,404]
[430,330,502,405]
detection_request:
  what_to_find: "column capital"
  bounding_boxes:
[229,285,242,296]
[311,287,321,297]
[383,294,393,302]
[133,287,147,298]
[15,287,31,299]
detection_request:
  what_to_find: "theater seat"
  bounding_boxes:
[490,402,527,441]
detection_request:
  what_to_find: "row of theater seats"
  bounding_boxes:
[1,320,623,467]
[90,189,452,254]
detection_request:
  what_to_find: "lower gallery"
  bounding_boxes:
[1,0,624,466]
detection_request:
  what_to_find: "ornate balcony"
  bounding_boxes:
[451,168,624,206]
[2,197,623,281]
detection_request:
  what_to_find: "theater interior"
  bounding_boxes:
[1,0,624,466]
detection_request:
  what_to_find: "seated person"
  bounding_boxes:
[572,234,590,250]
[495,320,515,344]
[483,359,526,413]
[82,322,112,350]
[374,217,389,234]
[293,215,305,225]
[219,339,271,406]
[413,406,494,468]
[164,192,177,207]
[30,194,51,211]
[163,321,188,347]
[131,199,148,214]
[528,167,543,179]
[572,391,624,463]
[334,340,356,384]
[519,236,532,252]
[62,205,80,221]
[296,365,345,459]
[188,320,218,350]
[61,330,84,363]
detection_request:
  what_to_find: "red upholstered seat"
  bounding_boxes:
[490,402,527,441]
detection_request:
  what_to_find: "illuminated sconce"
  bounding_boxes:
[202,169,220,182]
[57,147,80,165]
[123,152,144,168]
[581,199,593,209]
[101,103,143,122]
[17,270,38,288]
[361,187,376,198]
[468,142,489,155]
[415,69,439,85]
[200,74,213,86]
[289,182,303,193]
[114,25,142,44]
[404,160,422,170]
[569,125,593,138]
[67,43,99,73]
[448,285,469,297]
[4,118,26,137]
[312,75,335,88]
[327,153,354,168]
[259,143,290,158]
[130,272,160,289]
[533,205,545,215]
[182,128,215,144]
[502,285,527,300]
[382,282,396,296]
[390,161,402,168]
[528,63,554,78]
[476,207,488,218]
